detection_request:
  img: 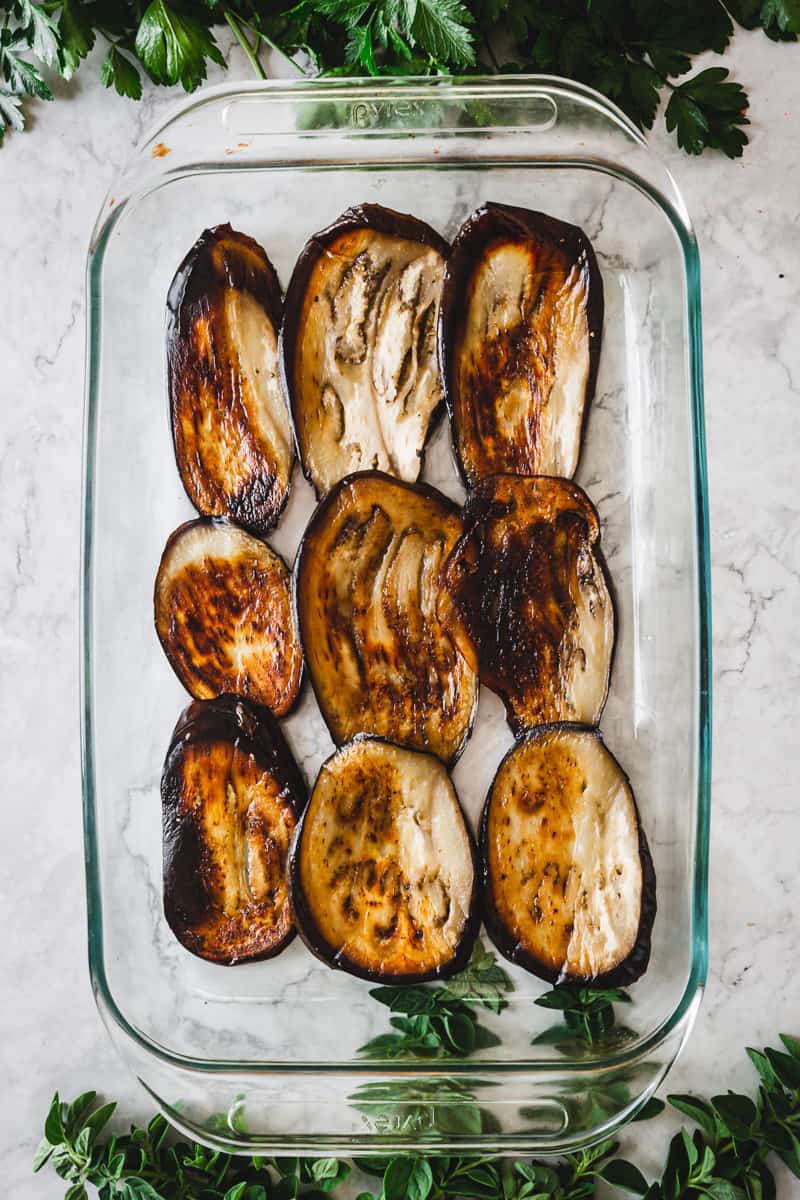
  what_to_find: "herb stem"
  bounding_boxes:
[240,17,307,76]
[224,10,266,80]
[484,34,500,72]
[619,45,680,93]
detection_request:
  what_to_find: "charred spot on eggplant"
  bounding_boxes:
[481,725,655,986]
[162,696,307,964]
[281,204,448,497]
[288,737,478,983]
[154,519,303,717]
[438,474,614,734]
[440,203,603,486]
[295,471,478,764]
[167,224,294,534]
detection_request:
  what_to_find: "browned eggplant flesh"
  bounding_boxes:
[289,738,478,982]
[162,696,308,964]
[281,204,448,497]
[438,474,614,734]
[167,224,294,534]
[295,471,478,763]
[155,519,303,716]
[440,203,603,485]
[481,725,655,986]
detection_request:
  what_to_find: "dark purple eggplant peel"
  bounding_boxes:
[294,471,478,764]
[288,737,479,983]
[154,518,303,717]
[438,474,614,736]
[481,725,655,986]
[167,224,294,535]
[162,696,308,965]
[439,203,603,486]
[280,204,448,498]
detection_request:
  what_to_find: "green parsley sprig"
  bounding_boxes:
[1,0,798,152]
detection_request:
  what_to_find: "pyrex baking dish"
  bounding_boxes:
[81,75,711,1156]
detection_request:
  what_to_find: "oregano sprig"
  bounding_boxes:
[32,1032,800,1200]
[33,1094,352,1199]
[533,985,633,1046]
[357,940,513,1060]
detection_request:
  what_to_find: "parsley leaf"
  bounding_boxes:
[620,60,663,129]
[647,45,692,78]
[345,19,378,71]
[100,43,143,98]
[16,0,61,68]
[135,0,223,90]
[0,81,25,139]
[665,66,750,156]
[760,0,800,33]
[643,0,734,56]
[0,29,53,98]
[0,0,796,154]
[725,0,769,25]
[410,0,475,64]
[666,90,711,154]
[724,0,799,37]
[58,0,95,79]
[306,0,371,25]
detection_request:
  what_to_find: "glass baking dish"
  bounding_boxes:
[81,75,711,1157]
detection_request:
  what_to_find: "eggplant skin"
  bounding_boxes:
[288,737,479,984]
[438,474,614,735]
[480,725,656,987]
[439,203,603,487]
[167,224,294,535]
[154,519,303,717]
[295,471,478,765]
[280,204,449,498]
[162,696,308,965]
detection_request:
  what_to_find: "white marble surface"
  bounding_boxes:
[2,29,799,1194]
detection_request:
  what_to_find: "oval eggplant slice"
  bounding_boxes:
[281,204,448,497]
[440,203,603,486]
[162,696,307,964]
[438,475,613,735]
[155,519,303,716]
[289,737,478,982]
[167,224,294,534]
[295,471,478,764]
[481,726,655,986]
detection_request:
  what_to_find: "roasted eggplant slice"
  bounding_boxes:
[288,737,478,982]
[440,203,603,485]
[162,696,307,964]
[438,475,613,734]
[281,204,448,497]
[167,224,294,534]
[481,725,655,986]
[295,471,478,763]
[155,519,303,716]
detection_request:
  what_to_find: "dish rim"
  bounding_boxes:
[80,72,712,1084]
